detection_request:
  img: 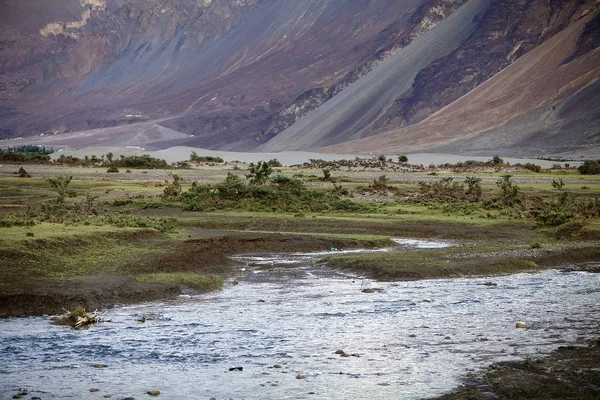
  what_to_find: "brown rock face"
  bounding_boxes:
[0,0,598,155]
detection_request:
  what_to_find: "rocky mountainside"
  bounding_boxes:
[1,0,599,155]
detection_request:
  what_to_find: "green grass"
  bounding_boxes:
[324,247,543,280]
[136,272,224,293]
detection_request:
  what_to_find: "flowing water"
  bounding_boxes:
[1,240,599,400]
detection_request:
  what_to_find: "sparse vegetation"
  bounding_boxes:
[2,155,600,320]
[190,151,224,163]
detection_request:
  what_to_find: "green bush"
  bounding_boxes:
[189,151,224,163]
[113,154,169,169]
[578,160,600,175]
[0,150,51,163]
[179,174,372,213]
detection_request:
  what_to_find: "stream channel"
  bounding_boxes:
[1,238,599,399]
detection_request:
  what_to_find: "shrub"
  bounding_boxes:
[267,158,282,167]
[179,174,372,213]
[398,155,408,163]
[189,151,224,163]
[0,150,51,163]
[578,160,600,175]
[496,175,520,206]
[246,161,273,185]
[551,178,565,191]
[46,175,73,202]
[107,165,119,173]
[163,174,182,198]
[418,177,465,202]
[464,176,482,202]
[113,154,169,169]
[520,163,541,173]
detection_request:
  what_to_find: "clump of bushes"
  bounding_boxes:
[178,173,372,213]
[189,151,224,163]
[0,149,51,163]
[578,160,600,175]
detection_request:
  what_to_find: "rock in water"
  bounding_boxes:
[147,389,160,396]
[516,321,527,328]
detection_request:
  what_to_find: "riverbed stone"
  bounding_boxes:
[296,374,306,380]
[516,321,527,328]
[92,363,107,368]
[146,389,160,396]
[90,388,100,392]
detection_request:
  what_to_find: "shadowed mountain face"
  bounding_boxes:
[1,0,599,155]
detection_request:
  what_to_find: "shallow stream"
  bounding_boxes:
[1,239,599,399]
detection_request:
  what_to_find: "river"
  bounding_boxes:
[1,240,599,399]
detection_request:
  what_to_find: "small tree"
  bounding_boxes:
[321,169,331,181]
[246,161,272,185]
[267,158,282,167]
[464,176,482,202]
[398,155,408,163]
[46,175,73,202]
[491,155,504,165]
[106,152,114,163]
[551,178,565,191]
[496,174,520,206]
[190,151,199,162]
[163,173,182,198]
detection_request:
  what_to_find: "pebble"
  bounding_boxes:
[90,388,100,392]
[92,363,107,368]
[103,395,112,398]
[147,389,160,396]
[272,364,282,368]
[516,321,527,328]
[296,374,306,380]
[229,366,243,371]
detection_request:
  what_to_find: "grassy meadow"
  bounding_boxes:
[1,152,599,314]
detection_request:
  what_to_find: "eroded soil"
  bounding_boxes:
[435,340,600,400]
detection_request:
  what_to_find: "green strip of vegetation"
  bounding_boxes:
[136,272,224,293]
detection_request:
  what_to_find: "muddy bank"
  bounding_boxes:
[0,277,180,318]
[434,339,600,399]
[0,231,390,317]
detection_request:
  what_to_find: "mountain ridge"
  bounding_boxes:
[1,0,599,156]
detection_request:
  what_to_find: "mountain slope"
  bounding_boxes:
[318,7,600,156]
[1,0,599,156]
[259,0,494,151]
